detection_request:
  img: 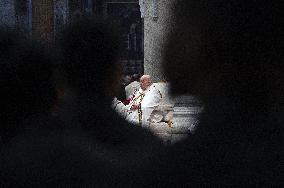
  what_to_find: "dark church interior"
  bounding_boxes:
[0,0,282,186]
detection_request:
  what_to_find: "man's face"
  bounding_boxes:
[140,77,150,91]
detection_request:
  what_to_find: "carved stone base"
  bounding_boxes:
[170,95,202,143]
[148,95,203,144]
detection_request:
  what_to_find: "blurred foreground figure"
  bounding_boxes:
[0,29,62,185]
[0,29,56,144]
[159,0,283,186]
[0,18,162,186]
[56,17,162,186]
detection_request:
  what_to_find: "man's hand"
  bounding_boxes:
[130,104,139,110]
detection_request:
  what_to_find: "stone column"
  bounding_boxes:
[143,0,175,82]
[141,0,203,143]
[32,0,54,43]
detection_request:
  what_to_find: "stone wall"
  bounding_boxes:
[0,0,15,26]
[14,0,30,35]
[142,0,203,144]
[143,0,175,82]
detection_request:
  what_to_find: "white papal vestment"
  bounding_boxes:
[126,88,146,125]
[126,84,162,126]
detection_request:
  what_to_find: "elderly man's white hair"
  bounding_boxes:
[140,75,151,81]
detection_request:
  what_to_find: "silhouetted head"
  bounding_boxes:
[140,75,151,91]
[0,28,56,140]
[123,75,132,85]
[164,0,283,109]
[132,74,140,82]
[58,17,123,99]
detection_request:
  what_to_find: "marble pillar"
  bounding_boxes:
[143,0,175,82]
[141,0,203,143]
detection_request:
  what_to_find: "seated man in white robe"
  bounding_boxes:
[127,75,175,130]
[126,75,164,127]
[126,75,153,125]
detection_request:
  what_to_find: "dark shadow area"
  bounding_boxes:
[0,28,56,144]
[0,17,163,187]
[160,0,283,186]
[0,0,282,186]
